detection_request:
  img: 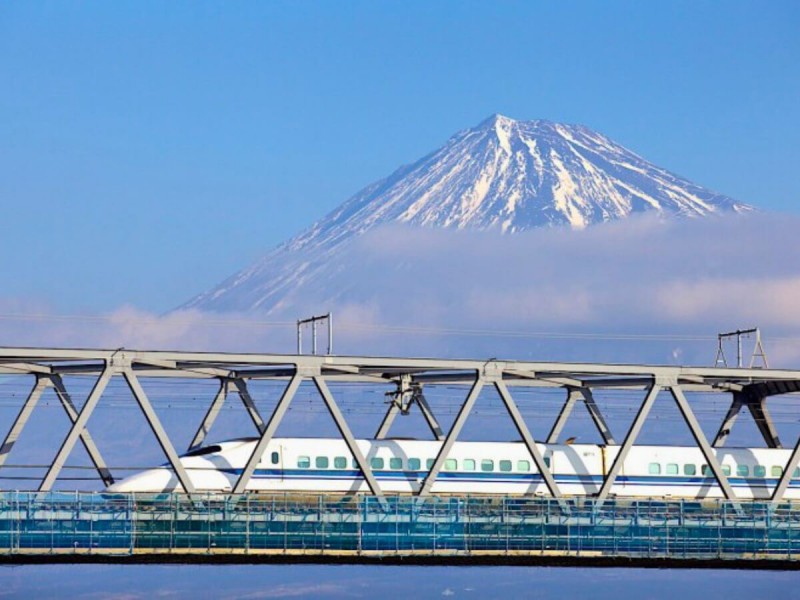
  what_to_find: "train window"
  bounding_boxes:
[754,465,766,478]
[481,459,494,472]
[371,457,384,470]
[737,465,749,477]
[271,452,280,465]
[517,460,530,472]
[795,467,800,478]
[390,457,403,470]
[408,458,421,470]
[772,466,783,477]
[684,464,696,476]
[544,457,551,469]
[499,460,512,472]
[666,463,678,475]
[426,459,435,469]
[648,463,661,475]
[297,456,310,469]
[463,459,476,471]
[444,459,458,471]
[701,465,711,476]
[722,465,731,476]
[334,457,347,469]
[316,456,329,469]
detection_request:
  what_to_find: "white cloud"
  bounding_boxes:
[2,213,800,366]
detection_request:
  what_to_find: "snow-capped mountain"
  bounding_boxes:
[185,114,751,312]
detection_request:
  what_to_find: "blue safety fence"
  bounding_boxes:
[1,491,799,560]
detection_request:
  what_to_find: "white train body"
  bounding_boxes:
[105,437,800,500]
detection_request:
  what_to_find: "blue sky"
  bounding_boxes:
[1,1,799,312]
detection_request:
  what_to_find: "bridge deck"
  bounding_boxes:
[1,492,799,566]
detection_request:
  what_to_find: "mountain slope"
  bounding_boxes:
[185,114,750,312]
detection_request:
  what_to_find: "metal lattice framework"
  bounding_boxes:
[2,346,800,506]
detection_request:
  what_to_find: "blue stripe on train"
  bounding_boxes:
[218,468,799,488]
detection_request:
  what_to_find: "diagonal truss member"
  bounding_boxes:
[417,375,564,505]
[712,391,782,449]
[0,375,114,486]
[375,375,444,441]
[232,372,384,499]
[38,366,197,494]
[189,377,267,451]
[39,367,115,492]
[547,386,616,445]
[595,383,740,511]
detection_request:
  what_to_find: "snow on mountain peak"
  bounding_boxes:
[184,115,752,312]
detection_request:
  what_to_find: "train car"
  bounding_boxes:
[104,437,800,500]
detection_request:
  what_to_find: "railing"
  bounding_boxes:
[1,492,799,560]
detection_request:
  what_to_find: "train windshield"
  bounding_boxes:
[182,445,222,457]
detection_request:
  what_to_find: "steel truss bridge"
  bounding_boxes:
[2,346,800,509]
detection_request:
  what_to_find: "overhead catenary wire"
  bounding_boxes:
[3,311,800,344]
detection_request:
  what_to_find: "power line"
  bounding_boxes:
[3,311,800,344]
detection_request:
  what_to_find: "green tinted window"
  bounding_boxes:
[389,457,403,470]
[371,457,384,470]
[737,464,749,477]
[315,456,329,469]
[499,460,512,472]
[297,456,310,469]
[702,465,712,476]
[722,465,731,476]
[426,458,435,469]
[334,456,347,469]
[463,459,476,471]
[517,460,530,472]
[481,459,494,472]
[444,458,458,471]
[408,458,421,470]
[648,463,661,475]
[754,465,766,478]
[772,466,783,477]
[271,452,280,465]
[666,463,678,475]
[684,464,696,476]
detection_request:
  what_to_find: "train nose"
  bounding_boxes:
[104,481,123,493]
[103,468,178,494]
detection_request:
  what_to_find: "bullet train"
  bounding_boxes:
[104,437,800,499]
